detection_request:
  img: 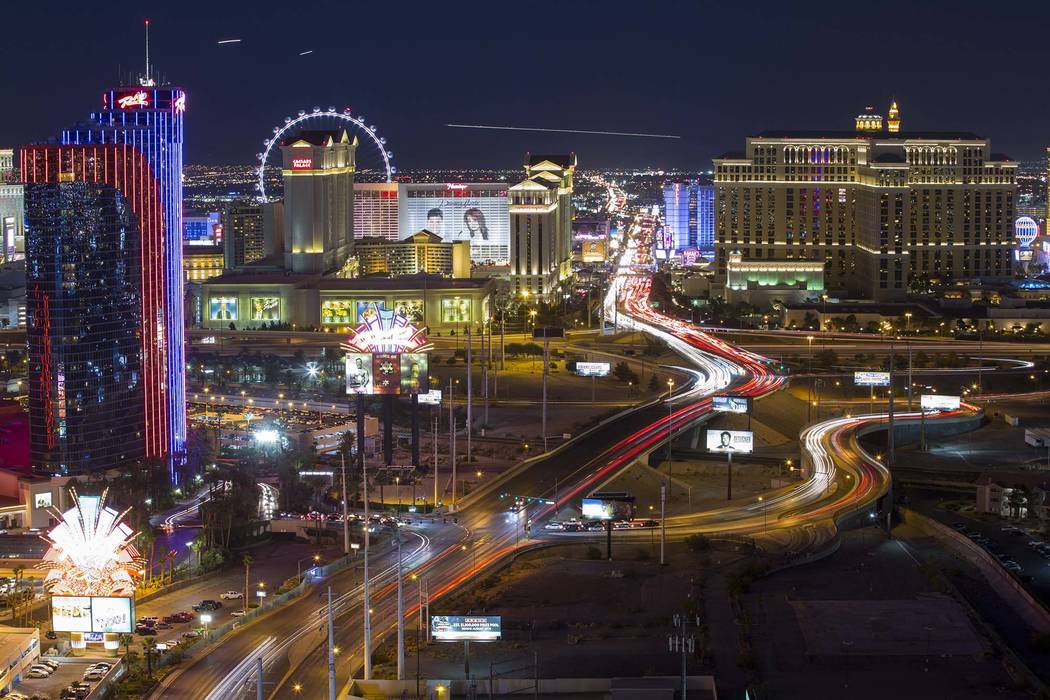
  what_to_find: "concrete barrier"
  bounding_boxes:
[900,507,1050,633]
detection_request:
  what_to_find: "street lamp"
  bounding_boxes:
[200,613,212,636]
[758,495,767,531]
[297,554,321,582]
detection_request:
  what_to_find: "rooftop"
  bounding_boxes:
[755,129,985,141]
[526,153,576,169]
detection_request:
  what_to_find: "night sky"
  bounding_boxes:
[3,0,1046,169]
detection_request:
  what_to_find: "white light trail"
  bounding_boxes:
[217,39,242,45]
[298,50,314,56]
[447,124,681,139]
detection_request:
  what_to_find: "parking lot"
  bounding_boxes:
[13,658,115,699]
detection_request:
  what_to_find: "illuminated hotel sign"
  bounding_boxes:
[344,302,431,354]
[291,158,313,170]
[446,183,468,191]
[116,91,150,109]
[174,94,186,113]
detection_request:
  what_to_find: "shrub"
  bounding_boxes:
[585,546,602,560]
[686,534,711,552]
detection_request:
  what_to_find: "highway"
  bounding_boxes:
[155,217,983,698]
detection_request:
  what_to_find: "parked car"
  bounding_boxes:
[136,626,157,636]
[231,609,247,617]
[27,669,51,679]
[193,600,223,611]
[182,630,201,639]
[220,591,243,600]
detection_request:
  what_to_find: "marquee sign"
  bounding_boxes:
[343,302,431,354]
[290,158,313,170]
[116,91,150,109]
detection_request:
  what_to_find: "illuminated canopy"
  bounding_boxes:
[40,489,141,597]
[343,302,431,353]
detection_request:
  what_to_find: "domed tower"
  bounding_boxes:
[887,100,901,133]
[855,105,883,132]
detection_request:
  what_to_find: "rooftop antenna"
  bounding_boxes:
[140,19,155,87]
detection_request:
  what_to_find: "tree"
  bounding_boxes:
[1007,487,1028,519]
[119,633,134,662]
[242,554,253,615]
[648,374,660,392]
[142,636,158,677]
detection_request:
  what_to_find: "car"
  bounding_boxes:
[584,520,605,531]
[45,630,58,639]
[182,630,201,639]
[1004,561,1023,572]
[231,609,246,617]
[164,639,181,648]
[952,523,966,530]
[193,600,223,611]
[27,670,51,679]
[544,521,564,530]
[30,664,54,675]
[40,658,60,669]
[155,622,172,629]
[220,591,243,600]
[89,662,111,670]
[136,626,157,636]
[83,671,104,681]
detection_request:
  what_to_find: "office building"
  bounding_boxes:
[510,153,576,299]
[280,130,355,273]
[184,211,222,246]
[356,231,471,278]
[22,85,187,475]
[224,204,269,269]
[0,150,24,262]
[184,247,225,282]
[663,182,714,254]
[714,101,1016,301]
[354,182,399,240]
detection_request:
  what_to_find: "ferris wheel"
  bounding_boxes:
[256,106,395,203]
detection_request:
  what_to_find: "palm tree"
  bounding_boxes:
[242,554,252,615]
[119,633,134,662]
[142,636,158,677]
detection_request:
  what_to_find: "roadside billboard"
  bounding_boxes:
[431,615,502,642]
[346,353,374,395]
[712,395,750,414]
[400,184,510,265]
[575,362,611,377]
[920,394,961,412]
[705,429,754,454]
[581,497,633,521]
[417,389,443,405]
[52,595,134,633]
[854,371,891,387]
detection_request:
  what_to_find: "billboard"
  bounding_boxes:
[372,352,401,394]
[706,429,754,454]
[400,184,509,264]
[52,596,133,633]
[712,395,750,414]
[346,353,374,394]
[581,498,633,521]
[431,615,502,642]
[90,596,134,633]
[854,371,891,387]
[418,389,442,405]
[249,297,280,322]
[209,297,238,321]
[52,596,93,632]
[921,394,961,411]
[576,362,610,377]
[399,353,429,394]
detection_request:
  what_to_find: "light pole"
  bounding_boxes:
[448,377,458,511]
[806,335,814,423]
[758,495,766,532]
[666,378,675,490]
[297,554,320,583]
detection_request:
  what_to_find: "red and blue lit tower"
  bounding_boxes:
[22,86,186,480]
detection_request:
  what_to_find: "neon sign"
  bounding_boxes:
[291,158,313,170]
[446,183,468,191]
[116,91,150,109]
[174,94,186,113]
[343,302,431,353]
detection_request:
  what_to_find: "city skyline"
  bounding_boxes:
[2,0,1048,168]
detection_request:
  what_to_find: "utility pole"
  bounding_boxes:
[483,321,490,427]
[340,453,350,555]
[432,412,439,511]
[669,614,698,700]
[448,377,457,511]
[542,334,549,452]
[726,452,733,501]
[467,325,473,463]
[255,656,264,700]
[362,454,372,680]
[660,481,667,566]
[907,340,914,411]
[327,587,336,700]
[396,529,405,681]
[887,338,895,467]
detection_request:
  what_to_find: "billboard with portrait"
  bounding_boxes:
[920,394,961,411]
[346,353,374,395]
[52,596,93,632]
[705,429,754,454]
[371,352,401,394]
[400,353,429,394]
[575,362,610,377]
[400,184,510,264]
[440,298,472,324]
[249,297,280,322]
[209,297,237,321]
[431,615,502,642]
[392,299,424,324]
